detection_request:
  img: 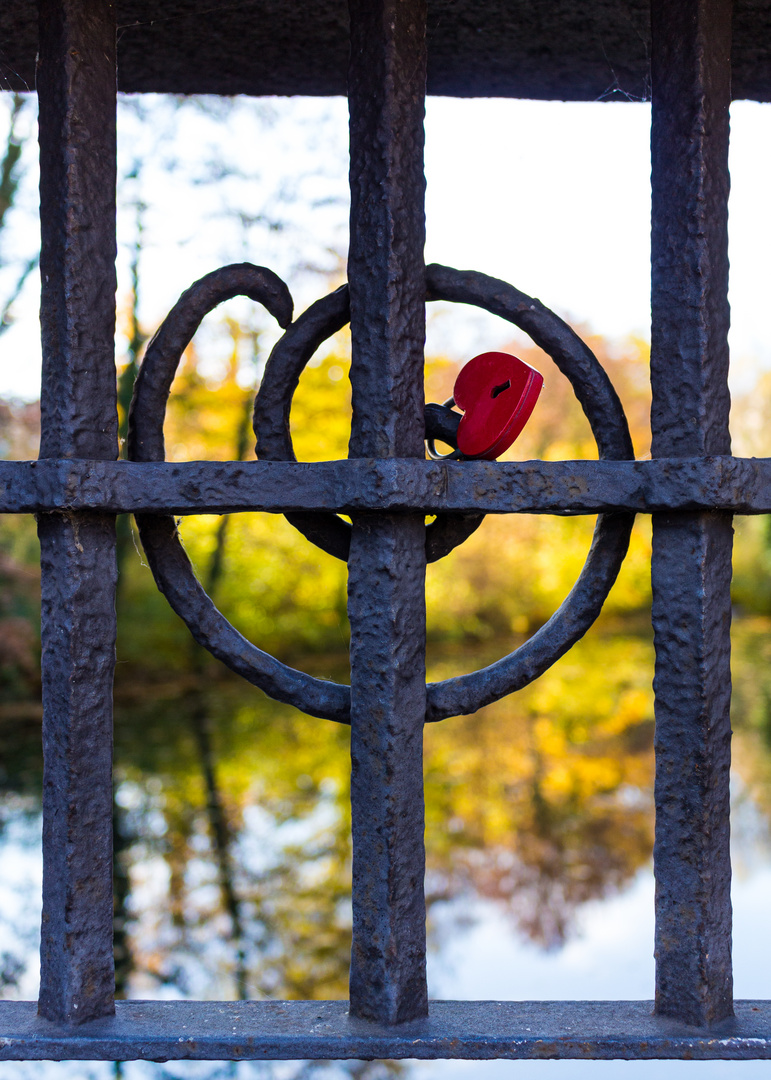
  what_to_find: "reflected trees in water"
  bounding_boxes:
[1,627,660,1003]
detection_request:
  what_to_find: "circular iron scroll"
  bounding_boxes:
[253,283,483,562]
[128,261,634,724]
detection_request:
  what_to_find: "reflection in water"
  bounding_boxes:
[110,630,657,1004]
[425,632,654,952]
[3,620,771,1077]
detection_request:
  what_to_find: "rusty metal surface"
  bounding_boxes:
[652,513,734,1024]
[36,514,118,1025]
[348,514,428,1020]
[5,1000,771,1061]
[5,1,771,102]
[9,456,771,516]
[650,0,734,1027]
[36,0,118,1026]
[650,9,731,462]
[347,1,426,463]
[345,0,428,1023]
[38,0,118,462]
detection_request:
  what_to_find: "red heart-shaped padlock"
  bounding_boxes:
[453,351,543,460]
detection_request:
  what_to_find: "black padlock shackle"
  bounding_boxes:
[425,398,463,461]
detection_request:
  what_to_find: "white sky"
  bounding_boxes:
[0,95,769,400]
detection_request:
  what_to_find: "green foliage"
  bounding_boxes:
[9,299,771,690]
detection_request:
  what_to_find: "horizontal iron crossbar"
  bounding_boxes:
[2,1001,771,1061]
[2,456,770,516]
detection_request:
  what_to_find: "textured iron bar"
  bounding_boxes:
[650,0,734,1027]
[5,457,771,516]
[36,0,118,1024]
[346,0,429,1023]
[5,999,771,1061]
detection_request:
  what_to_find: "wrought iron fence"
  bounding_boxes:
[2,0,771,1062]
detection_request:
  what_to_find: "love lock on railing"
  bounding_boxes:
[127,260,635,725]
[425,349,543,462]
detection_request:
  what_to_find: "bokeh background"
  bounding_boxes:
[1,91,771,1079]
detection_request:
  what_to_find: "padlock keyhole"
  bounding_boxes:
[491,379,511,399]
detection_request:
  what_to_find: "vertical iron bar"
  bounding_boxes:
[37,0,118,1023]
[346,0,429,1023]
[650,0,733,1026]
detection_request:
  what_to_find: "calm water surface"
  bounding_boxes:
[2,619,771,1078]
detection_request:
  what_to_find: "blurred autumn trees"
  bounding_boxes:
[109,323,655,675]
[3,268,771,679]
